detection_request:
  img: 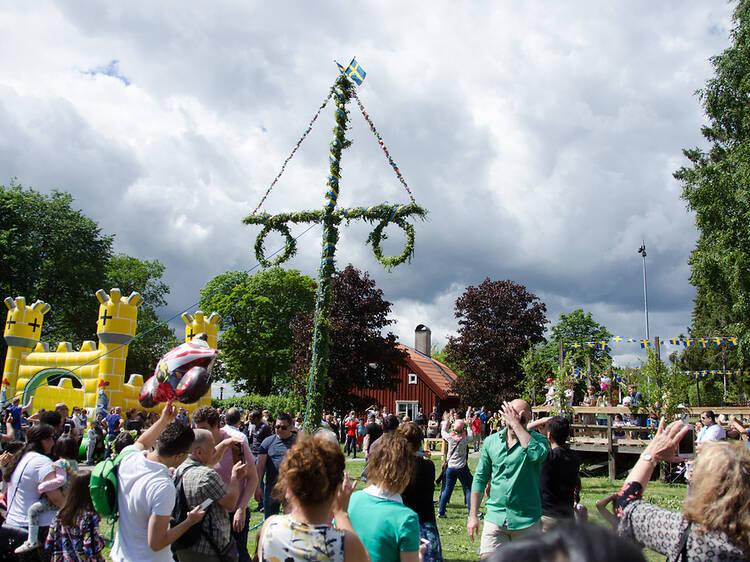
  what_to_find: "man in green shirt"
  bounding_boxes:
[467,399,549,557]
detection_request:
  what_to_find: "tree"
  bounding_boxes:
[445,278,547,409]
[200,268,316,395]
[289,265,408,413]
[521,309,613,404]
[105,253,178,378]
[0,182,112,356]
[674,1,750,401]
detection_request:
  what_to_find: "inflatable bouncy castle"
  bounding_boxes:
[1,289,221,414]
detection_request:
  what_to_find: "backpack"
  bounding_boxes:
[170,465,238,559]
[89,449,136,517]
[170,467,202,552]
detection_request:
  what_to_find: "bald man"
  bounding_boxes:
[467,399,549,558]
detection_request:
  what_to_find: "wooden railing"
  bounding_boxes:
[529,406,750,479]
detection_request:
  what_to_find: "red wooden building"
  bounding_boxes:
[356,325,460,418]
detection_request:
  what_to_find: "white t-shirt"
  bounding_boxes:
[110,446,177,562]
[223,423,250,445]
[4,451,55,527]
[698,423,726,442]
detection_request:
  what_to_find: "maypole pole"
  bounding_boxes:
[244,60,427,432]
[305,74,352,432]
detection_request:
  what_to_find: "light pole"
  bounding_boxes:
[220,385,224,400]
[637,242,650,341]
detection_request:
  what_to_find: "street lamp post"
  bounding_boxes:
[220,385,224,400]
[637,242,650,341]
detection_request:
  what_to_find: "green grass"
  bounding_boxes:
[343,456,686,562]
[101,455,685,561]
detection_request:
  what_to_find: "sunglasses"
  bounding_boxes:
[275,424,289,430]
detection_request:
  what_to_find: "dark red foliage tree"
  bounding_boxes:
[290,265,408,413]
[446,278,548,408]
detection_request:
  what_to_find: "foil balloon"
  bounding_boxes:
[139,334,218,407]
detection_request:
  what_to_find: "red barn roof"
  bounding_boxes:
[397,344,458,400]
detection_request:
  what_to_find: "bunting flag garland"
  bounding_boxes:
[251,90,335,216]
[569,336,742,349]
[351,90,416,203]
[563,367,743,382]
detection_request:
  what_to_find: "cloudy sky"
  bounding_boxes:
[0,2,737,382]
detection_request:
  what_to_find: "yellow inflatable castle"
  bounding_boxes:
[2,288,221,414]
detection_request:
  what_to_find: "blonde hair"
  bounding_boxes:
[367,433,415,493]
[683,441,750,550]
[396,422,424,452]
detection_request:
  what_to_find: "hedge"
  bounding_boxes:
[211,393,305,419]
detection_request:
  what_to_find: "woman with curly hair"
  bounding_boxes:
[616,418,749,560]
[348,433,420,562]
[256,433,368,562]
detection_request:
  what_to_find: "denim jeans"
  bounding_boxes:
[344,435,357,457]
[438,465,472,515]
[230,507,251,562]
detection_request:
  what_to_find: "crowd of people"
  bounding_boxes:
[0,392,746,561]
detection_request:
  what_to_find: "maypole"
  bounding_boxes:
[244,60,427,432]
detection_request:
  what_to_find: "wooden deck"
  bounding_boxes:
[529,405,750,478]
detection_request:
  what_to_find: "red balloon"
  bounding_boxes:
[139,375,177,408]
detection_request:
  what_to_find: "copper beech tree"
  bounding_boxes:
[446,278,548,408]
[290,265,407,413]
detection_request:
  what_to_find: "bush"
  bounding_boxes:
[211,393,305,419]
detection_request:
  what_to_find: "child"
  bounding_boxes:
[45,471,106,561]
[15,436,79,553]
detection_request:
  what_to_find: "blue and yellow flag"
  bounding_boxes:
[337,58,366,85]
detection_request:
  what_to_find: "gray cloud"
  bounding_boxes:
[0,1,735,375]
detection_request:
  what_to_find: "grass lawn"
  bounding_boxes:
[341,456,685,562]
[102,454,686,561]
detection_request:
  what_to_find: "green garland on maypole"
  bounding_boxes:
[244,63,427,432]
[305,74,352,431]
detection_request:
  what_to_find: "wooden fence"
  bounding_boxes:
[530,406,750,479]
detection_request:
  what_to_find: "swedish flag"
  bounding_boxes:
[337,58,367,85]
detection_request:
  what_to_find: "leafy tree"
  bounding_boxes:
[105,253,178,378]
[445,278,547,409]
[519,345,555,406]
[0,182,112,356]
[431,343,463,377]
[522,309,613,404]
[289,265,408,413]
[674,0,750,400]
[200,268,316,395]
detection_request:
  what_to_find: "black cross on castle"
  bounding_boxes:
[28,319,40,333]
[99,311,113,327]
[243,74,426,431]
[5,319,15,331]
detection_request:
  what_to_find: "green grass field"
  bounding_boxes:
[341,456,685,562]
[101,455,685,561]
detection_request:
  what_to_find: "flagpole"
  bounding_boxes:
[637,241,650,341]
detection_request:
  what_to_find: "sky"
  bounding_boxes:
[0,2,738,390]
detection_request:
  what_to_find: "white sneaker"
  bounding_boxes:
[14,540,39,554]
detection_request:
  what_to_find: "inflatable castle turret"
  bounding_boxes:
[1,289,220,414]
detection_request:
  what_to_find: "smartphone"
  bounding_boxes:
[678,427,695,458]
[419,538,430,549]
[199,497,213,510]
[63,423,72,434]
